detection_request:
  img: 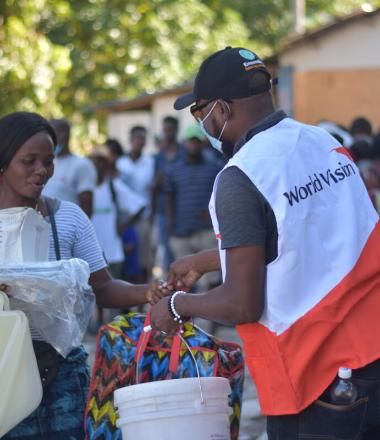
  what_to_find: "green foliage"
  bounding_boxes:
[0,0,379,124]
[0,0,250,118]
[210,0,380,53]
[0,0,71,114]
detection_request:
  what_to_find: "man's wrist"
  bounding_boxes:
[173,291,188,319]
[168,291,187,324]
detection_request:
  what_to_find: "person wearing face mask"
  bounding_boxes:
[164,123,222,290]
[150,47,380,438]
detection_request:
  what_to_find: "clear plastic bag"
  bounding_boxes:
[0,258,95,357]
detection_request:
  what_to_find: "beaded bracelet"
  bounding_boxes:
[168,291,187,324]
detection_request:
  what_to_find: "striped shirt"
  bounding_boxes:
[165,154,222,237]
[31,200,106,340]
[46,200,106,271]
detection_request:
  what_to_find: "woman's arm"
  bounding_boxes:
[89,267,149,308]
[151,245,266,332]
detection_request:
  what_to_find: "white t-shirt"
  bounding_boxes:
[116,154,155,210]
[91,177,146,264]
[43,154,97,205]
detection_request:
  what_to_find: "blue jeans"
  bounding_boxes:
[267,358,380,439]
[4,346,89,440]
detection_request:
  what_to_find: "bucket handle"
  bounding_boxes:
[0,291,10,312]
[135,323,205,404]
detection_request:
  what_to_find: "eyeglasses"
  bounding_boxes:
[190,100,215,120]
[190,99,232,120]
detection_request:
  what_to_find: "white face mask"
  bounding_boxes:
[198,101,228,153]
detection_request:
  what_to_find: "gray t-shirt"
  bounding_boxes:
[214,110,286,264]
[215,167,278,264]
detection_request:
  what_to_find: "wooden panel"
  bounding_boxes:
[293,69,380,129]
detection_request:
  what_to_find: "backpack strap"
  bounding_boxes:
[44,197,61,261]
[109,178,119,210]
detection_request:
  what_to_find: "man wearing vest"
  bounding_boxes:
[151,47,380,438]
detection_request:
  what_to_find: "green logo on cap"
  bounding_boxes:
[239,50,255,61]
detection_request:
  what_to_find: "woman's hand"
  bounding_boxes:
[146,280,174,305]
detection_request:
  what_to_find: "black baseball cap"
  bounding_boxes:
[174,47,272,110]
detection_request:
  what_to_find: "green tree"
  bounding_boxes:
[205,0,380,53]
[39,0,250,115]
[1,0,379,126]
[0,0,71,115]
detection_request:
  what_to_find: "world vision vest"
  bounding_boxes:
[209,117,380,415]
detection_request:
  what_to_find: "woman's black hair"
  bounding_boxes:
[0,111,57,170]
[105,138,124,157]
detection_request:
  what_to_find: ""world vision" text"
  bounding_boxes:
[283,162,356,206]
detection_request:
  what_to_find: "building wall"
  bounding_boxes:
[151,96,177,136]
[293,68,380,128]
[151,95,195,142]
[281,14,380,71]
[107,111,153,152]
[106,95,196,153]
[278,13,380,128]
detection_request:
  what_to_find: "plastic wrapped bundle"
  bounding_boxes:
[0,258,95,357]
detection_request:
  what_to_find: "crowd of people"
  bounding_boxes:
[318,116,380,212]
[42,115,225,287]
[41,112,380,305]
[1,45,380,440]
[39,114,226,328]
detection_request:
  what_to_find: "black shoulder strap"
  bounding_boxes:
[109,179,119,211]
[44,197,61,261]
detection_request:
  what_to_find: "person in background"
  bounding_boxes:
[151,47,380,439]
[151,116,184,274]
[0,111,160,439]
[89,146,146,327]
[89,146,146,279]
[103,138,143,283]
[43,118,97,217]
[317,120,353,148]
[165,123,222,289]
[350,116,373,141]
[121,225,142,284]
[117,126,155,282]
[370,130,380,186]
[104,138,124,177]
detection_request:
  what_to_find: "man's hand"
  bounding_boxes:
[168,254,203,291]
[151,297,179,335]
[146,280,174,305]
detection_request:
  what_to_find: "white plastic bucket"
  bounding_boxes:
[0,292,43,437]
[114,377,232,440]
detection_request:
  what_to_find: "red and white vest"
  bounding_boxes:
[209,117,380,415]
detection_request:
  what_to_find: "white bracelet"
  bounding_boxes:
[169,291,186,324]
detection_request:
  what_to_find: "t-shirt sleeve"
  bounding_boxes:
[76,158,97,193]
[215,166,270,249]
[70,204,107,272]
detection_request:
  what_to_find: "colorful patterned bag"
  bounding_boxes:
[85,312,244,440]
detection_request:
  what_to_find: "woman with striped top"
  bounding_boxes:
[0,112,156,439]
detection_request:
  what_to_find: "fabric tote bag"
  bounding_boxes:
[85,312,245,440]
